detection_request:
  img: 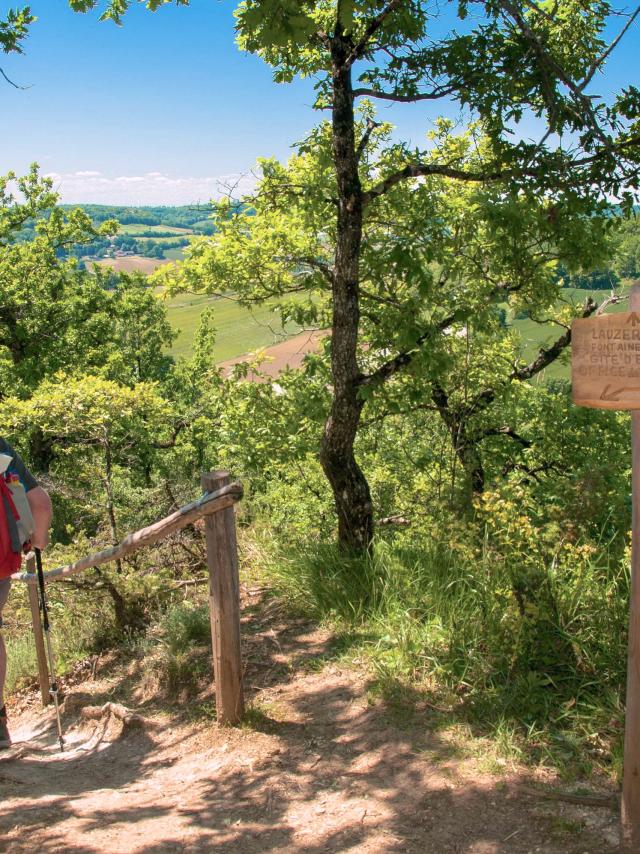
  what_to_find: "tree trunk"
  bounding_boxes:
[29,427,55,474]
[319,34,374,552]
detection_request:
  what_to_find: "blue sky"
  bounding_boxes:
[0,0,637,205]
[1,0,322,203]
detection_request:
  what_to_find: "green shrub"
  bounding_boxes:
[159,602,211,655]
[134,602,212,701]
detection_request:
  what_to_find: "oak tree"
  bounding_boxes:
[74,1,640,551]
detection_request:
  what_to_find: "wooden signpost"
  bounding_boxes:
[572,283,640,852]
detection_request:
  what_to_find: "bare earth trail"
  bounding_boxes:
[0,594,620,853]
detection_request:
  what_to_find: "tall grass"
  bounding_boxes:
[262,533,628,776]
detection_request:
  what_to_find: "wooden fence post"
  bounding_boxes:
[201,470,244,725]
[25,553,49,707]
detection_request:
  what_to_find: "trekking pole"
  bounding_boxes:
[34,547,64,751]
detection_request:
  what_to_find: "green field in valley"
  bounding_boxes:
[135,236,190,246]
[163,284,629,368]
[120,223,193,235]
[163,291,302,361]
[162,247,186,261]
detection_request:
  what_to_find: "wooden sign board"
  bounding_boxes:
[572,311,640,410]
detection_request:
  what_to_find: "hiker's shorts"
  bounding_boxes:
[0,579,10,629]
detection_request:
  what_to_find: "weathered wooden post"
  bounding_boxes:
[201,470,244,725]
[572,282,640,851]
[25,552,49,706]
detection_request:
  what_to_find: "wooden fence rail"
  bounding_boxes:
[13,472,245,724]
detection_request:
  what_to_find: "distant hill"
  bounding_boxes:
[52,205,223,269]
[60,204,217,235]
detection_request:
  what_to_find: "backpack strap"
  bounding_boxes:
[0,478,19,523]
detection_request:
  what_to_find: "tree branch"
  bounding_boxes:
[480,426,532,448]
[502,459,565,483]
[578,4,640,92]
[363,162,504,205]
[347,0,406,65]
[464,296,599,417]
[0,66,30,90]
[356,118,381,162]
[358,281,520,390]
[511,297,597,382]
[363,126,640,206]
[352,85,455,102]
[151,419,188,449]
[496,0,615,146]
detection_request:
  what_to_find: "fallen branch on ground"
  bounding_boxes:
[80,702,160,732]
[513,784,618,810]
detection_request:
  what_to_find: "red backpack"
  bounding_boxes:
[0,476,21,579]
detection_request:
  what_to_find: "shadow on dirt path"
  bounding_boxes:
[0,593,620,853]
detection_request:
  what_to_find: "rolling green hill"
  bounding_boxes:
[163,284,628,368]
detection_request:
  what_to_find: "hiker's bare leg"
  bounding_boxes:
[0,632,6,709]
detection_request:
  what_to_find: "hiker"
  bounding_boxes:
[0,438,52,749]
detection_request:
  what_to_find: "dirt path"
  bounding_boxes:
[0,597,620,853]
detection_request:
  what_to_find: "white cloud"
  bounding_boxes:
[44,170,258,205]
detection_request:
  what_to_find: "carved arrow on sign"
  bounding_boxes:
[600,385,640,401]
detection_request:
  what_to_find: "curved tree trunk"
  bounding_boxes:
[319,33,374,552]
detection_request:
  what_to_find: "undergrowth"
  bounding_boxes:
[258,530,628,780]
[3,540,207,699]
[132,601,212,702]
[4,582,111,696]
